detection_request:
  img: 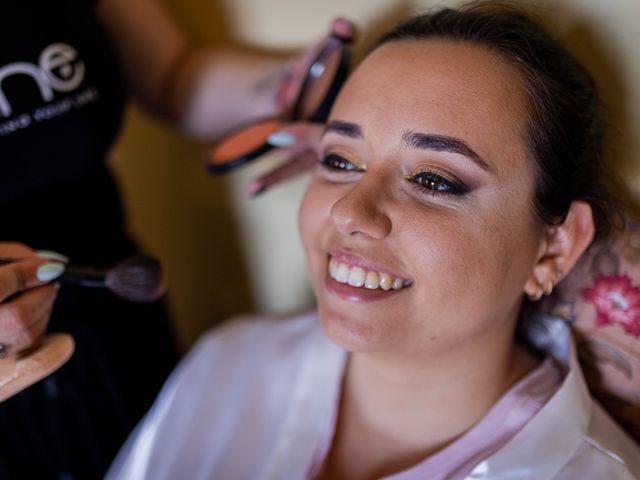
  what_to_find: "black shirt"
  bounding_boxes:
[0,0,124,202]
[0,2,178,478]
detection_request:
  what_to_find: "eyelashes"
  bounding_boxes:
[320,152,469,197]
[320,153,366,172]
[408,170,469,196]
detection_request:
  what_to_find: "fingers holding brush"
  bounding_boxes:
[0,242,66,356]
[0,247,165,358]
[1,244,166,308]
[0,254,66,302]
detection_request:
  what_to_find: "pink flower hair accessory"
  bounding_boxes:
[582,274,640,338]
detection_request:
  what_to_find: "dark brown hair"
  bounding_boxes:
[375,2,622,239]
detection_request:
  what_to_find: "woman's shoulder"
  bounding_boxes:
[199,310,321,347]
[564,401,640,479]
[165,310,324,401]
[549,404,640,479]
[107,311,332,479]
[189,310,322,367]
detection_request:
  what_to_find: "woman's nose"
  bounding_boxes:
[329,178,392,239]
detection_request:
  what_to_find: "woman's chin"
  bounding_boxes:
[317,305,395,353]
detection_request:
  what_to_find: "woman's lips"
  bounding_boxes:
[324,252,412,302]
[325,275,409,302]
[328,257,410,290]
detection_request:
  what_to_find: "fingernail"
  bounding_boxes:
[248,179,269,197]
[250,184,268,197]
[36,262,66,282]
[267,131,295,147]
[36,250,69,263]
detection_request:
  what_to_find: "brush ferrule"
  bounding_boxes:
[59,268,107,287]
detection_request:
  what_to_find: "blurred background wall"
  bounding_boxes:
[109,0,640,351]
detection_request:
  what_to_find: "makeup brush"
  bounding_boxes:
[59,255,166,303]
[0,255,166,303]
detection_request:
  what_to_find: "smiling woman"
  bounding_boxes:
[305,39,540,355]
[107,3,639,479]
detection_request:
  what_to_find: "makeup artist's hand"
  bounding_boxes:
[0,243,65,357]
[247,122,324,195]
[275,17,354,110]
[248,17,355,195]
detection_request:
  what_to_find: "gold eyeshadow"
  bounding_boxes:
[322,149,368,171]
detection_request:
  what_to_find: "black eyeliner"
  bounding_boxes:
[408,171,469,196]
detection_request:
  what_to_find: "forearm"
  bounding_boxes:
[170,48,286,140]
[95,0,287,141]
[95,0,187,117]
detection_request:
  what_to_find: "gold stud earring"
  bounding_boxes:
[527,286,544,301]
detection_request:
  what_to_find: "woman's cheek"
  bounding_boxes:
[299,181,329,253]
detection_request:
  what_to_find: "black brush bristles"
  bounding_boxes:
[0,255,166,303]
[104,255,166,303]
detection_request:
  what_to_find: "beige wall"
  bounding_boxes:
[110,0,640,350]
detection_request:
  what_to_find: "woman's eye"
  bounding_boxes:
[410,171,468,196]
[320,153,365,172]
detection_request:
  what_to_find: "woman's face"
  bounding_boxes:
[299,40,546,356]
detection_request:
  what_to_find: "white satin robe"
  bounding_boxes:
[106,312,640,479]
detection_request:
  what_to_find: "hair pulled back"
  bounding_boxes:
[375,2,621,239]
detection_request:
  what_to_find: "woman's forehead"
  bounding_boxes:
[335,40,527,127]
[329,39,530,169]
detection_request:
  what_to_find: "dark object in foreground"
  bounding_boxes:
[60,255,166,303]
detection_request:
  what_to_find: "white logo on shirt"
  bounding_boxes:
[0,43,85,118]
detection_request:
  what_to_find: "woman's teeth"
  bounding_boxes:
[328,258,411,291]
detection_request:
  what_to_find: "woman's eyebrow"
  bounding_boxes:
[323,120,363,139]
[401,130,493,173]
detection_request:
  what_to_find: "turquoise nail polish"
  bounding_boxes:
[267,131,295,147]
[36,262,65,282]
[36,250,69,263]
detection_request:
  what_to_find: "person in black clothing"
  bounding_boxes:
[0,0,352,478]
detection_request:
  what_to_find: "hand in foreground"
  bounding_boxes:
[247,122,324,195]
[0,243,66,358]
[248,17,355,195]
[275,17,355,110]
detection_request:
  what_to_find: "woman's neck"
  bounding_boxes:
[317,335,539,480]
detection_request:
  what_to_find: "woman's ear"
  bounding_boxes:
[524,201,595,300]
